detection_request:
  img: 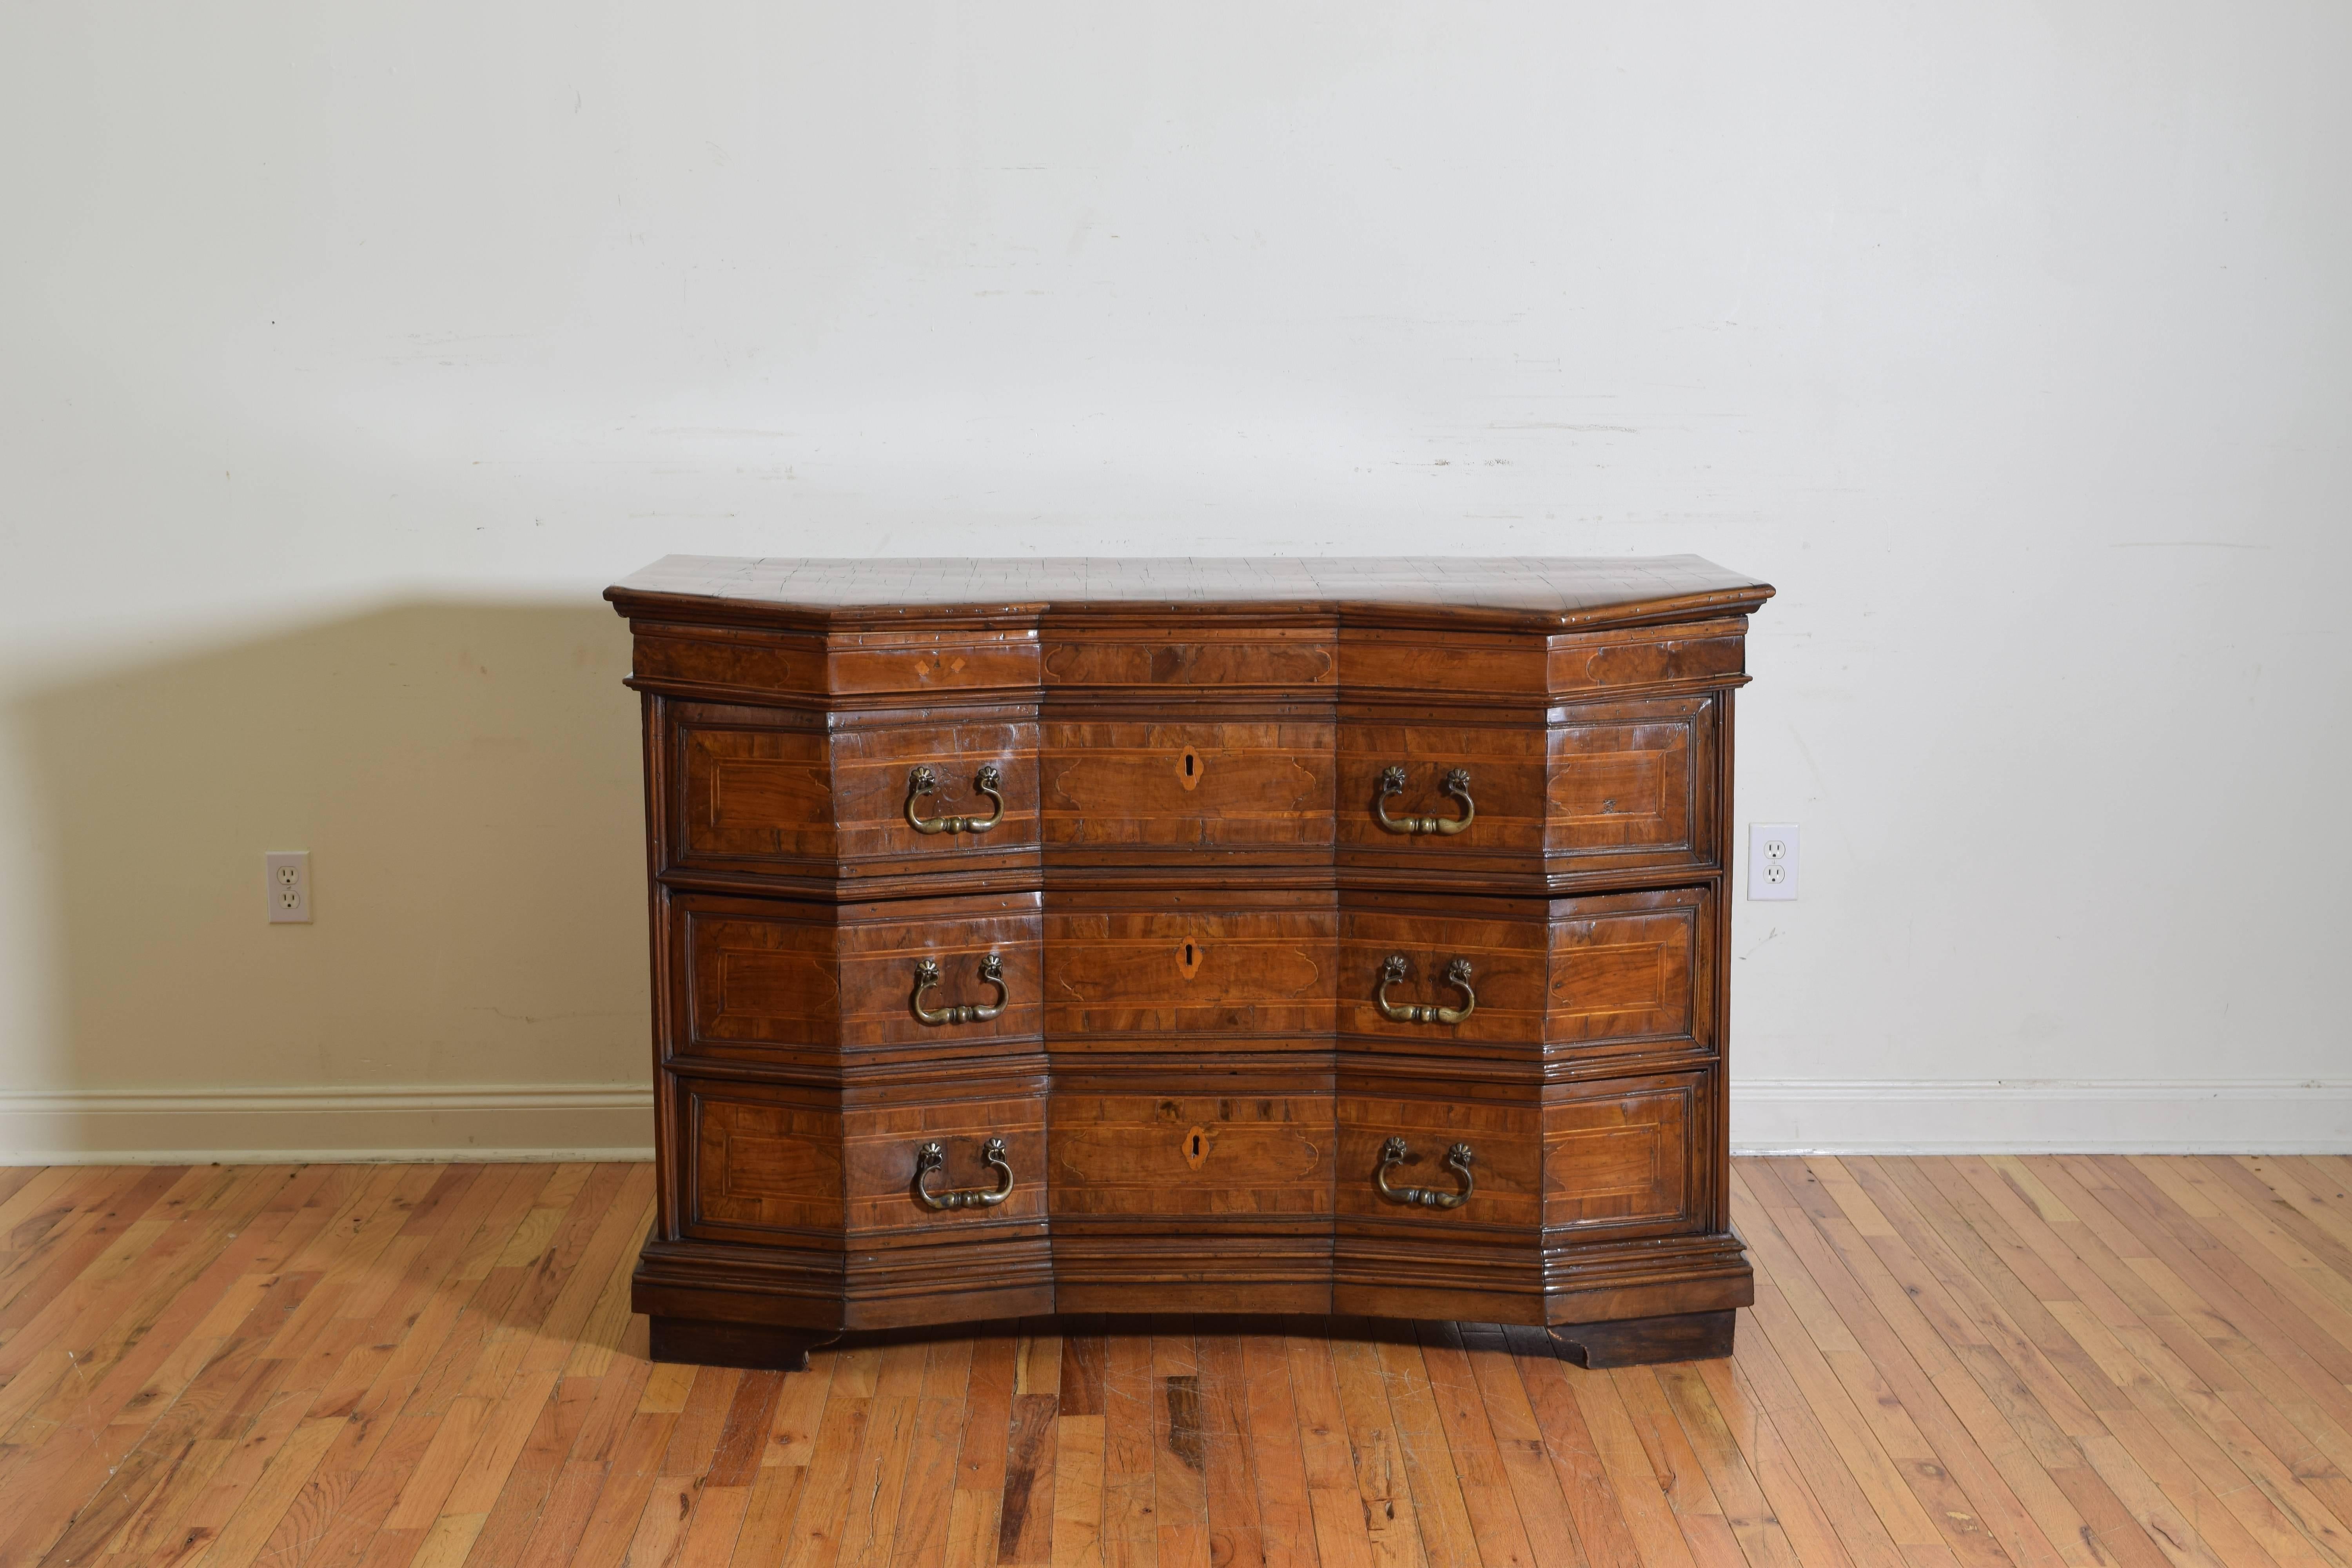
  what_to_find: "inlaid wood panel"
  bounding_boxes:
[1337,626,1548,697]
[674,710,834,863]
[683,1076,1048,1244]
[671,892,1042,1063]
[1048,1089,1335,1221]
[1045,892,1336,1037]
[1546,694,1716,874]
[1334,721,1549,855]
[1546,618,1748,693]
[824,626,1040,696]
[1339,896,1550,1048]
[689,1090,843,1234]
[630,621,1045,702]
[630,621,828,697]
[840,1089,1049,1236]
[1541,1070,1704,1239]
[1340,889,1711,1056]
[1547,887,1707,1055]
[1039,719,1335,855]
[1332,1080,1542,1232]
[670,706,1039,878]
[1041,626,1336,688]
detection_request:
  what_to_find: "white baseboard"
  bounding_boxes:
[0,1083,655,1164]
[1731,1078,2352,1154]
[2,1078,2343,1165]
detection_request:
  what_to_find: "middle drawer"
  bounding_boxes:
[1339,886,1714,1059]
[666,889,1044,1071]
[1044,889,1338,1043]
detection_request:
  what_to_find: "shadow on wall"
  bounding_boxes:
[4,602,654,1158]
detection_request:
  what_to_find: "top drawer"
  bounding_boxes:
[1040,716,1336,869]
[661,701,1041,892]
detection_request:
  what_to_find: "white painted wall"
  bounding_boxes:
[2,2,2346,1156]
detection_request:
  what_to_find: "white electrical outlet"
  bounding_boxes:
[1748,824,1798,901]
[265,851,312,923]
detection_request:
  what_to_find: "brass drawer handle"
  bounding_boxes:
[906,764,1005,835]
[1375,765,1474,836]
[1376,1136,1475,1209]
[1377,955,1476,1024]
[911,954,1008,1025]
[913,1137,1015,1210]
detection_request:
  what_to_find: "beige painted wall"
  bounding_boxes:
[2,2,2347,1154]
[0,606,650,1154]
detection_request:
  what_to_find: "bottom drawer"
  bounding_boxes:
[1047,1081,1333,1225]
[1046,1069,1336,1312]
[1334,1076,1541,1233]
[1543,1068,1710,1241]
[672,1069,1054,1328]
[1333,1072,1544,1323]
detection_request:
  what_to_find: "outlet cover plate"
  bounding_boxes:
[1748,824,1798,901]
[266,851,312,924]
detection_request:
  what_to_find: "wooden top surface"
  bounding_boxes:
[606,555,1772,629]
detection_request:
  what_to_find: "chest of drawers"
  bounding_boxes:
[607,555,1769,1370]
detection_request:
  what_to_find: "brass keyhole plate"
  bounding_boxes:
[1183,1125,1210,1170]
[1176,745,1203,791]
[1176,937,1203,981]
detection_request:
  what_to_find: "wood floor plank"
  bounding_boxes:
[1286,1326,1385,1568]
[1441,1323,1585,1568]
[1326,1327,1431,1568]
[1,1157,2346,1568]
[1373,1329,1489,1568]
[1742,1160,2069,1568]
[1238,1327,1320,1568]
[890,1341,972,1568]
[1099,1324,1160,1568]
[1193,1332,1268,1568]
[1499,1323,1647,1568]
[1150,1319,1211,1568]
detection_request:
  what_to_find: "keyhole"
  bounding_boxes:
[1176,745,1203,790]
[1176,935,1203,980]
[1184,754,1194,778]
[1189,1131,1202,1158]
[1182,1125,1210,1170]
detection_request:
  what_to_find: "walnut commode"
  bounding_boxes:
[606,556,1771,1371]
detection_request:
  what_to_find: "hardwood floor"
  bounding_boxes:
[1,1156,2348,1567]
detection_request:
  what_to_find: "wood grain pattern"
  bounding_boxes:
[669,704,1042,878]
[1040,718,1336,857]
[668,893,1044,1064]
[0,1158,2343,1567]
[609,554,1773,624]
[1045,893,1338,1039]
[1048,1089,1335,1221]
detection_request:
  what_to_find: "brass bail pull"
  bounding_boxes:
[912,1137,1016,1210]
[910,954,1009,1025]
[1374,1136,1475,1209]
[1374,765,1475,836]
[1374,955,1476,1025]
[905,763,1006,835]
